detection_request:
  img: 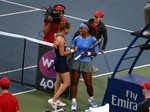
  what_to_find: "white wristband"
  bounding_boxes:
[66,47,71,51]
[87,52,91,56]
[70,49,75,53]
[54,33,57,38]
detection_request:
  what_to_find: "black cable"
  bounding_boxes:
[38,30,44,38]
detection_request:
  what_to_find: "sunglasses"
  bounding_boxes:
[94,16,99,18]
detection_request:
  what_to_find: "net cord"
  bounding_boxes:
[0,31,53,47]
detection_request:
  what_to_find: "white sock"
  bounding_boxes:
[89,96,94,100]
[72,98,76,103]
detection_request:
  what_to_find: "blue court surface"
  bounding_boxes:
[0,0,150,94]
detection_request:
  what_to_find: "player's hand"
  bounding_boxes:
[73,46,78,52]
[100,49,104,54]
[66,47,71,51]
[81,52,87,57]
[71,46,78,52]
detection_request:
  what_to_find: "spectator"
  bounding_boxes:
[143,1,150,35]
[89,10,108,54]
[137,82,150,112]
[73,10,108,73]
[48,22,77,110]
[71,22,99,111]
[144,1,150,26]
[0,77,20,112]
[42,4,67,43]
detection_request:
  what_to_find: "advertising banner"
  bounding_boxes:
[102,78,144,112]
[36,44,69,97]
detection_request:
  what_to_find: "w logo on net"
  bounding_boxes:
[39,51,56,78]
[42,57,54,68]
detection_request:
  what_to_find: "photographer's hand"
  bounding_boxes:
[47,16,53,22]
[43,16,53,35]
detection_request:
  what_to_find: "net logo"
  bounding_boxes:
[39,51,56,78]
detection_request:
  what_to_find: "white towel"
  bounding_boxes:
[88,103,110,112]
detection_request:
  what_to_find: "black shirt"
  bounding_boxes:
[88,19,108,50]
[137,98,150,112]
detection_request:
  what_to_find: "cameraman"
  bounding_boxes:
[42,4,68,43]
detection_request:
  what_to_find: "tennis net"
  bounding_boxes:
[0,31,53,87]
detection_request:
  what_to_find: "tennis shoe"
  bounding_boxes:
[71,102,77,111]
[48,98,58,110]
[57,100,66,107]
[48,99,66,108]
[88,98,98,108]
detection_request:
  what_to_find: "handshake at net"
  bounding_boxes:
[65,46,78,53]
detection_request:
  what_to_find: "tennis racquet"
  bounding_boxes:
[48,38,101,70]
[74,38,102,60]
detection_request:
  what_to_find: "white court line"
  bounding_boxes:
[96,63,150,78]
[0,0,40,10]
[0,9,41,17]
[13,89,37,96]
[65,15,134,33]
[0,65,37,75]
[100,47,127,54]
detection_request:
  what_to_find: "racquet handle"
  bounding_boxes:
[74,54,82,60]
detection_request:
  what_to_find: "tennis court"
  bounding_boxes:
[0,0,150,112]
[15,65,150,112]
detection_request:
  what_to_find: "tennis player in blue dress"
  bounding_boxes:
[71,22,99,111]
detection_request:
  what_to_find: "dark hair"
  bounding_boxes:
[84,22,97,37]
[1,86,9,90]
[59,22,70,31]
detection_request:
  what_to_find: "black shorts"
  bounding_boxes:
[54,58,70,73]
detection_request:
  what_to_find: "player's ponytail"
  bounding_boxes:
[59,22,70,31]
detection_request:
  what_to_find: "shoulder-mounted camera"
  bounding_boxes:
[43,4,65,24]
